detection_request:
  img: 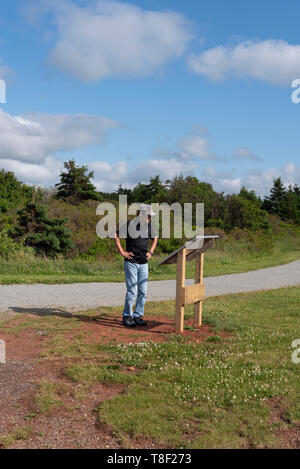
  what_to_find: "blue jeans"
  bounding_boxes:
[123,261,148,318]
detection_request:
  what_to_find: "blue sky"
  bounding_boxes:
[0,0,300,195]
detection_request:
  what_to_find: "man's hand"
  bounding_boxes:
[146,252,152,260]
[122,251,134,260]
[114,235,134,260]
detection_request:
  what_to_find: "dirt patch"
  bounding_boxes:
[0,351,125,449]
[12,382,123,449]
[60,312,222,345]
[267,397,300,449]
[0,310,217,449]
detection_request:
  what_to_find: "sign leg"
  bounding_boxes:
[194,252,204,327]
[175,248,186,333]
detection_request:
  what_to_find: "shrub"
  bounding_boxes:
[84,237,119,260]
[0,169,31,213]
[229,228,274,254]
[224,195,267,232]
[0,229,34,259]
[47,198,101,257]
[155,237,182,254]
[0,229,22,258]
[11,193,73,257]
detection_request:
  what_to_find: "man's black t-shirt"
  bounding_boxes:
[117,219,157,264]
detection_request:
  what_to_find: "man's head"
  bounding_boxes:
[138,204,156,223]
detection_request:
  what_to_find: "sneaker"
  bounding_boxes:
[122,316,137,327]
[133,317,147,326]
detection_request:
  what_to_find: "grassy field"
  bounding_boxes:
[0,287,299,448]
[0,235,299,285]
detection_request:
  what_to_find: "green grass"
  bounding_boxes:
[35,381,65,413]
[65,363,133,385]
[0,426,32,448]
[1,287,299,448]
[0,235,299,284]
[63,288,299,448]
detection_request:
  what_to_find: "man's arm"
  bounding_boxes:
[146,237,158,260]
[113,233,134,260]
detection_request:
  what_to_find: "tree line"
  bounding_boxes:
[0,159,299,257]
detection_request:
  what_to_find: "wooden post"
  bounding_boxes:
[193,252,204,327]
[175,247,186,333]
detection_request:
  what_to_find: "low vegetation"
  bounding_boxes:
[0,220,299,284]
[0,287,299,448]
[0,426,32,448]
[35,381,64,414]
[75,288,300,448]
[1,163,300,284]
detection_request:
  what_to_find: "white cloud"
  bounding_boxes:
[245,162,300,195]
[130,157,197,183]
[284,161,300,181]
[24,0,193,82]
[178,135,216,160]
[0,156,128,191]
[0,156,63,186]
[188,39,300,85]
[233,147,262,161]
[0,109,119,163]
[0,155,196,193]
[90,160,128,192]
[202,165,242,193]
[2,152,299,197]
[153,129,218,162]
[217,178,242,193]
[202,164,217,178]
[201,161,300,196]
[90,156,198,192]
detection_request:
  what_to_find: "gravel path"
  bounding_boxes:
[0,260,299,316]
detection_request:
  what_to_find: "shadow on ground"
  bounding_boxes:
[8,307,168,332]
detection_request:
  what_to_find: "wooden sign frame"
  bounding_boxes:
[159,236,219,334]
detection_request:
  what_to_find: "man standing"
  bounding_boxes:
[114,204,158,327]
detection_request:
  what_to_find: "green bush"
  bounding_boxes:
[0,169,31,213]
[83,237,119,260]
[155,237,182,254]
[229,228,274,254]
[11,194,73,257]
[0,230,21,258]
[223,195,267,232]
[0,229,34,259]
[47,198,103,257]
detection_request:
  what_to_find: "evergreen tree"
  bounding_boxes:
[147,175,167,202]
[55,159,100,204]
[292,184,300,223]
[116,185,134,204]
[12,190,73,256]
[284,185,300,223]
[263,177,287,218]
[130,175,167,203]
